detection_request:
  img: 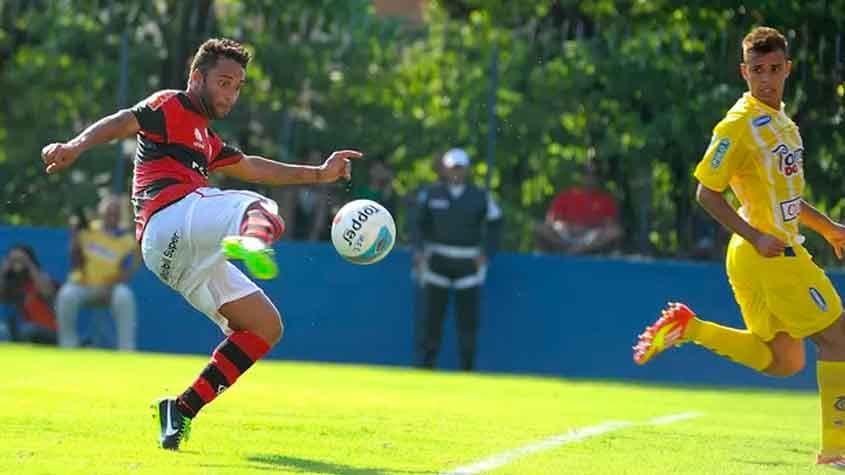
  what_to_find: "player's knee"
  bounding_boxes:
[766,354,805,377]
[274,316,285,345]
[779,358,805,377]
[56,284,77,306]
[111,284,134,305]
[263,313,284,347]
[812,315,845,360]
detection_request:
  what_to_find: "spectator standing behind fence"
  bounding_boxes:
[352,160,397,218]
[0,244,58,344]
[56,194,140,350]
[412,148,502,371]
[277,150,336,241]
[535,160,622,255]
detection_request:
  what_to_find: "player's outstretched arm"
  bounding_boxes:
[218,150,363,186]
[696,182,786,257]
[41,109,140,174]
[800,200,845,259]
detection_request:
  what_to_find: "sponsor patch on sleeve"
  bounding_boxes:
[711,138,731,169]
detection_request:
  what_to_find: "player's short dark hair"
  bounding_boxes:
[742,27,788,60]
[190,38,251,75]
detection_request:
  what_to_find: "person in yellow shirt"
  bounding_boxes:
[56,194,140,350]
[632,26,845,467]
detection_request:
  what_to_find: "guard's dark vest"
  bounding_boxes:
[419,183,488,247]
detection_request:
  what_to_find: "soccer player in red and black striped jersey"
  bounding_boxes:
[41,38,362,450]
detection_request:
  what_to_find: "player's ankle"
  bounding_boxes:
[175,397,196,419]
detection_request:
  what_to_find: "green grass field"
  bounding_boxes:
[0,344,834,474]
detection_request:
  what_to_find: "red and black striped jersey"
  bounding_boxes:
[130,90,244,241]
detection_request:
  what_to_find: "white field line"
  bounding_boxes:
[438,412,702,475]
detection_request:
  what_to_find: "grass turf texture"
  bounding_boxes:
[0,344,830,474]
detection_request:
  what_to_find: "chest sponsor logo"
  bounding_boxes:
[193,127,212,156]
[752,115,772,127]
[84,242,119,261]
[779,197,801,222]
[771,143,803,177]
[429,198,450,210]
[711,138,730,169]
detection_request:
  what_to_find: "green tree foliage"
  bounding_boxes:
[2,0,844,263]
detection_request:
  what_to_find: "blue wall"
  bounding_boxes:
[3,224,840,390]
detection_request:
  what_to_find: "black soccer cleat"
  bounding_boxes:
[152,397,192,450]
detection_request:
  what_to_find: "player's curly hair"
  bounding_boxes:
[742,27,788,60]
[190,38,252,75]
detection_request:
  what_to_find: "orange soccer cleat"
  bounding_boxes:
[633,302,696,365]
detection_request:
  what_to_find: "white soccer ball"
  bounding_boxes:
[331,199,396,265]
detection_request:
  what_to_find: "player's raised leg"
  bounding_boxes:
[222,202,285,280]
[633,302,773,372]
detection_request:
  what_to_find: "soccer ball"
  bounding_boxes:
[331,199,396,265]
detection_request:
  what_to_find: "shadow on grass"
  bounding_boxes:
[733,458,805,468]
[246,454,436,474]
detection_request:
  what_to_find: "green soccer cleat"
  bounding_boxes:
[221,235,278,280]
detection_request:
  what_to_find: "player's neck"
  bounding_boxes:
[749,92,782,112]
[186,90,213,120]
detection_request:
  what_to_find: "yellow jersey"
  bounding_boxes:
[694,92,804,246]
[70,221,137,287]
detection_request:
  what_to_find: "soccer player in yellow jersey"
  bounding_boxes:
[633,26,845,467]
[56,194,140,350]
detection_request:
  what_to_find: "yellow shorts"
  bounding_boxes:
[726,234,842,341]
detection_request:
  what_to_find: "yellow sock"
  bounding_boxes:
[818,361,845,457]
[684,318,773,371]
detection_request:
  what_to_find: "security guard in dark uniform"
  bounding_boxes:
[412,148,502,370]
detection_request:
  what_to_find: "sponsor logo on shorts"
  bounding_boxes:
[835,396,845,411]
[752,115,772,127]
[159,231,180,283]
[711,138,730,169]
[810,287,828,312]
[780,197,801,222]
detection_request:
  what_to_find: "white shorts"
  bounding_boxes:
[140,187,279,334]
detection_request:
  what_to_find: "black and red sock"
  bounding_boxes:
[176,330,271,418]
[240,204,285,245]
